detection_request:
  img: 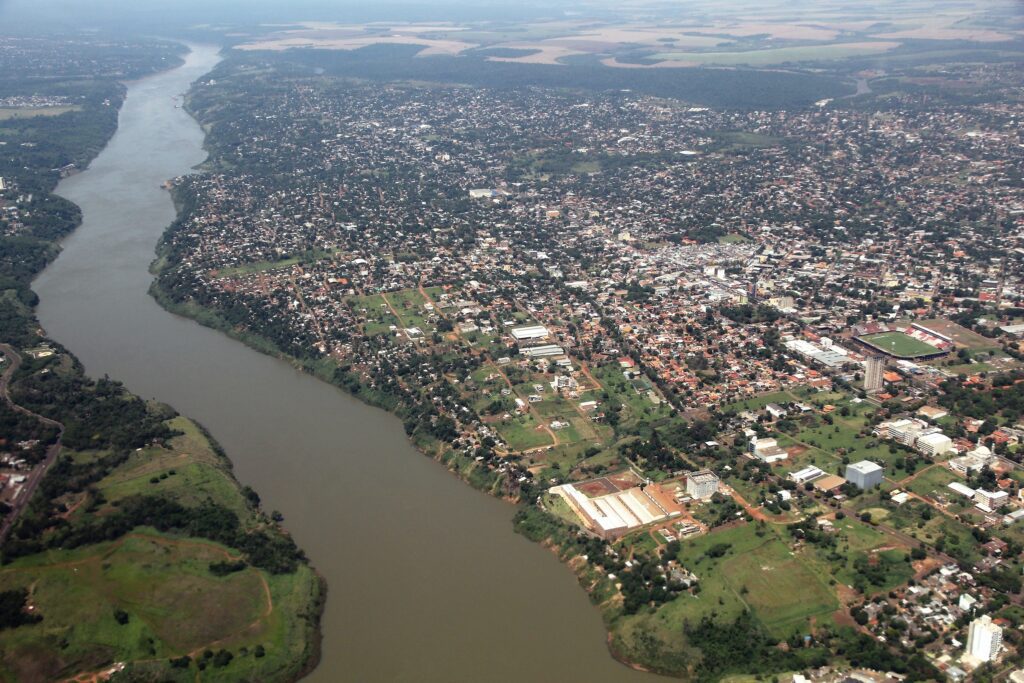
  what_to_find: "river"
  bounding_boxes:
[34,44,656,682]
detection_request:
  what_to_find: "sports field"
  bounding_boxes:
[857,331,941,358]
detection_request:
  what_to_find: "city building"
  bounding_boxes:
[749,436,788,463]
[845,460,883,490]
[916,431,953,458]
[686,470,720,500]
[790,465,826,485]
[966,615,1002,663]
[510,325,550,343]
[864,356,884,393]
[975,489,1009,512]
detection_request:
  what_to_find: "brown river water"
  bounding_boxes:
[34,44,660,682]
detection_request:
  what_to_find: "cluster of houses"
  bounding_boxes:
[161,75,1023,443]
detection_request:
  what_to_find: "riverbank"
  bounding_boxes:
[149,278,514,498]
[148,207,667,678]
[35,42,644,683]
[0,42,325,681]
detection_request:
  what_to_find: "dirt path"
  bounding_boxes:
[418,279,441,314]
[723,484,797,524]
[893,461,942,488]
[380,291,409,330]
[578,362,603,392]
[485,360,557,451]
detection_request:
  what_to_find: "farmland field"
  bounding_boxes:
[651,42,899,66]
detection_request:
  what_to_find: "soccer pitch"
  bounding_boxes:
[858,331,941,358]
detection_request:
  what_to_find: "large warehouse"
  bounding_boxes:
[510,325,550,343]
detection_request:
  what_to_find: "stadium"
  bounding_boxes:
[853,322,952,360]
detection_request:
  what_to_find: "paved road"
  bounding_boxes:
[0,343,64,545]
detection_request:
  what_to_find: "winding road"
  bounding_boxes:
[0,343,65,544]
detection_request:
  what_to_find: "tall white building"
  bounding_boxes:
[916,431,953,458]
[966,615,1003,663]
[845,460,884,490]
[864,356,884,393]
[686,470,720,500]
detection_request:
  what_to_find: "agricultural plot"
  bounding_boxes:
[651,41,899,66]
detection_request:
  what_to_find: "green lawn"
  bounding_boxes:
[670,524,837,638]
[496,414,553,451]
[905,466,959,500]
[858,331,940,358]
[96,417,250,519]
[0,532,321,682]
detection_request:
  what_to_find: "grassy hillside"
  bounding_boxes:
[0,413,323,681]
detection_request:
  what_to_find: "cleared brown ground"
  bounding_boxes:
[918,318,999,350]
[608,471,642,490]
[237,35,476,55]
[872,25,1014,42]
[487,45,585,65]
[577,477,619,497]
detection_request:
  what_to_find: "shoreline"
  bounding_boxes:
[147,274,659,678]
[19,46,327,681]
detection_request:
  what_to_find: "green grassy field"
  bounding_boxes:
[721,390,793,413]
[0,417,322,681]
[593,363,673,430]
[906,466,959,499]
[0,105,81,121]
[349,293,401,337]
[669,524,837,638]
[717,233,749,244]
[93,417,251,519]
[0,532,320,682]
[858,331,941,358]
[611,524,838,670]
[496,414,553,450]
